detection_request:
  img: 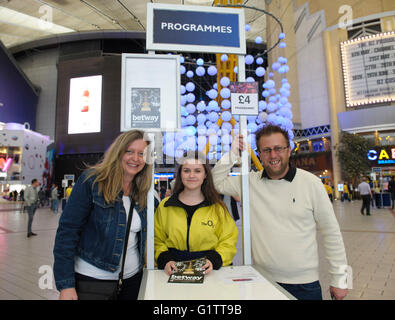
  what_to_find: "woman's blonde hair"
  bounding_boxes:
[85,130,152,208]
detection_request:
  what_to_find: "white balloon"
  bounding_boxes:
[220,77,230,87]
[207,66,217,76]
[220,88,231,99]
[245,55,254,65]
[186,82,195,92]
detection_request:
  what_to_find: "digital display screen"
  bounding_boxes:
[340,32,395,107]
[68,75,102,134]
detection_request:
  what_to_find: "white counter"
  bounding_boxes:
[138,265,295,300]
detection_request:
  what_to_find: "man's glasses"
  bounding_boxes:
[260,146,289,155]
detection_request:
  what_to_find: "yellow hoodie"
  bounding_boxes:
[154,195,238,268]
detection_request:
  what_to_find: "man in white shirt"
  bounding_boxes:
[357,177,372,216]
[212,125,349,300]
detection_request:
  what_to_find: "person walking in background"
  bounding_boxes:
[368,178,375,208]
[323,180,333,203]
[389,176,395,210]
[212,125,348,300]
[51,184,59,213]
[53,130,154,300]
[160,185,166,200]
[65,182,73,200]
[155,152,238,276]
[373,182,381,208]
[358,177,372,216]
[25,179,40,237]
[343,183,351,202]
[348,183,354,201]
[38,187,45,208]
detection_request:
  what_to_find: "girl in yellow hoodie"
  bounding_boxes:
[155,152,238,275]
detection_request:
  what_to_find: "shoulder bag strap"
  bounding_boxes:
[118,199,136,290]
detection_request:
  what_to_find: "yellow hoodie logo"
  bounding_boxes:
[201,220,214,228]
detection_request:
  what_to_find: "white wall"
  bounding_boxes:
[16,47,59,140]
[294,4,331,129]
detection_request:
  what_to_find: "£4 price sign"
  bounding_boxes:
[230,82,258,115]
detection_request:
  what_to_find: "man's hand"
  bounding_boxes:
[230,134,246,155]
[330,286,348,300]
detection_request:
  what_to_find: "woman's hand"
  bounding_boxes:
[164,261,178,275]
[203,259,213,275]
[59,288,78,300]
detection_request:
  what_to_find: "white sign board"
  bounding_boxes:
[230,82,259,115]
[340,31,395,107]
[121,54,180,132]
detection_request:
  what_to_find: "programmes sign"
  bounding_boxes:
[341,32,395,107]
[146,3,245,54]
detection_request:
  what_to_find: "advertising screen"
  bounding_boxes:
[68,75,102,134]
[340,32,395,107]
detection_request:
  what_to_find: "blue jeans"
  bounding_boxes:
[26,205,37,234]
[277,281,323,300]
[51,199,59,212]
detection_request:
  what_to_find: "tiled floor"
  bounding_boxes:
[0,198,394,300]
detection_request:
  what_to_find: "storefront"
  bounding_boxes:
[290,150,333,182]
[367,145,395,188]
[0,123,51,197]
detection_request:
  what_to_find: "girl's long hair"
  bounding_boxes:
[173,151,228,214]
[85,130,152,208]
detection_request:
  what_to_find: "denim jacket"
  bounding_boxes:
[53,171,152,291]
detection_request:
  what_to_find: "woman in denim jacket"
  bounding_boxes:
[53,130,152,300]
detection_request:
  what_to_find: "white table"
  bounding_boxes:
[138,264,295,300]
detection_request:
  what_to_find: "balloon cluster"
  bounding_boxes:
[164,29,294,159]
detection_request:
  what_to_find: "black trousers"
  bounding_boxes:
[361,195,371,215]
[75,271,143,300]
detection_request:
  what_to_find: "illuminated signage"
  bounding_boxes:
[154,173,174,179]
[0,157,12,172]
[340,32,395,107]
[367,147,395,164]
[68,75,102,134]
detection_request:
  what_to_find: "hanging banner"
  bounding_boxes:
[146,3,246,54]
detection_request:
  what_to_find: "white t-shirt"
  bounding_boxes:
[74,196,141,280]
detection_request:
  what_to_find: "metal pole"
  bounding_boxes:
[146,50,156,270]
[237,54,252,265]
[146,131,155,270]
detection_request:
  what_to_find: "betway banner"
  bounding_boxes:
[146,3,246,54]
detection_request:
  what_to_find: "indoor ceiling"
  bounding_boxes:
[0,0,267,50]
